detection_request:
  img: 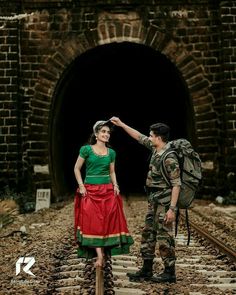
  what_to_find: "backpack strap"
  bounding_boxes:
[175,208,191,245]
[175,207,180,239]
[160,149,178,187]
[185,208,191,245]
[160,149,191,245]
[160,150,179,238]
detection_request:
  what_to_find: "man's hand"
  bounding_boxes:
[110,116,123,127]
[110,117,141,141]
[164,209,175,223]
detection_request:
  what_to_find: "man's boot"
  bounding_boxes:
[151,266,176,283]
[127,259,153,281]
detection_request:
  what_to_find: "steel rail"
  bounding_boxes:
[180,213,236,262]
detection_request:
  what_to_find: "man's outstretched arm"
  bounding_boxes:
[110,116,141,141]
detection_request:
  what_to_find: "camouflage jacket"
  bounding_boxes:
[138,134,181,204]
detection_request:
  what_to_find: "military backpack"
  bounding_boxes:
[160,138,202,244]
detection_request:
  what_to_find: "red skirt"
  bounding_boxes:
[74,183,134,259]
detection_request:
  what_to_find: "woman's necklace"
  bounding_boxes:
[92,145,107,155]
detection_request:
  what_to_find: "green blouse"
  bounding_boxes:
[79,145,116,184]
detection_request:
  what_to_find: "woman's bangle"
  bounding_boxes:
[113,183,119,188]
[78,183,84,187]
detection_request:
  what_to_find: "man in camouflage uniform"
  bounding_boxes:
[110,117,181,283]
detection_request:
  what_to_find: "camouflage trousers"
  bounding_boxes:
[140,198,176,268]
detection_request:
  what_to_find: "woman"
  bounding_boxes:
[74,120,134,267]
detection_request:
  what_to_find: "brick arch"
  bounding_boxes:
[96,21,215,126]
[31,22,214,193]
[33,23,214,131]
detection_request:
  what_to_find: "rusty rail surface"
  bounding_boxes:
[180,213,236,262]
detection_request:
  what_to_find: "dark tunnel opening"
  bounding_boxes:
[51,42,195,197]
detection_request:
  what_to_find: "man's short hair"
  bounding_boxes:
[150,123,170,142]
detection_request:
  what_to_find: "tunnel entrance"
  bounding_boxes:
[51,42,195,198]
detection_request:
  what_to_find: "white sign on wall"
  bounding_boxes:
[33,165,49,174]
[35,189,51,212]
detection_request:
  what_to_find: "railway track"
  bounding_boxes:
[183,214,236,263]
[1,198,235,295]
[51,206,236,295]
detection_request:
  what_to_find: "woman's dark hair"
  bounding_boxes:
[150,123,170,142]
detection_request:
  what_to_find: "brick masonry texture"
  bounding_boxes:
[0,0,236,199]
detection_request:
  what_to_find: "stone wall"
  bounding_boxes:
[0,0,236,199]
[219,1,236,192]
